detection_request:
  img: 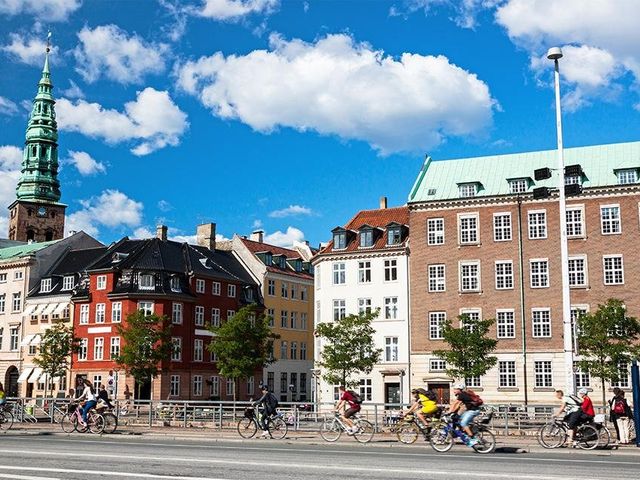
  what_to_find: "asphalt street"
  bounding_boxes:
[0,433,637,480]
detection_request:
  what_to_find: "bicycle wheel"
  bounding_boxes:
[353,419,374,444]
[268,416,288,440]
[596,425,611,448]
[430,427,454,452]
[102,412,118,434]
[537,422,566,449]
[396,422,420,444]
[60,413,77,433]
[472,429,496,454]
[89,414,105,434]
[320,418,342,442]
[52,408,65,424]
[237,417,258,439]
[0,411,14,430]
[577,424,599,450]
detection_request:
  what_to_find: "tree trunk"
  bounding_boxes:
[601,377,607,407]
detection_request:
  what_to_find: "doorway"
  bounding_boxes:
[5,366,18,397]
[135,378,151,400]
[384,382,400,408]
[427,383,450,404]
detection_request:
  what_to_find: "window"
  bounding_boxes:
[528,210,547,239]
[568,256,587,287]
[565,174,581,185]
[427,218,444,245]
[387,226,402,245]
[429,312,445,339]
[603,255,624,285]
[612,362,630,388]
[40,278,52,293]
[384,259,397,281]
[358,298,372,314]
[267,280,275,296]
[458,183,477,198]
[359,378,372,401]
[300,342,307,360]
[532,308,552,338]
[0,273,5,283]
[94,337,104,360]
[497,310,515,338]
[193,306,204,326]
[247,376,255,396]
[172,303,183,324]
[493,213,512,241]
[211,308,221,327]
[80,304,89,324]
[566,206,585,238]
[78,338,88,360]
[110,337,120,359]
[210,376,219,397]
[333,299,346,321]
[14,271,23,281]
[280,310,288,328]
[11,292,21,312]
[616,169,637,184]
[290,312,297,329]
[290,341,297,360]
[170,375,180,397]
[460,309,480,332]
[384,337,399,362]
[170,276,180,292]
[333,231,347,249]
[429,358,447,372]
[280,341,287,360]
[95,303,105,323]
[227,284,236,297]
[358,261,371,283]
[196,279,205,293]
[0,295,3,314]
[266,308,274,328]
[360,229,374,247]
[495,261,514,289]
[92,375,102,392]
[193,375,203,396]
[301,312,308,330]
[10,326,19,351]
[384,297,398,320]
[534,361,553,388]
[194,339,203,362]
[460,261,480,292]
[333,263,346,285]
[498,361,517,387]
[530,259,549,288]
[227,310,235,320]
[300,286,308,301]
[96,275,107,290]
[466,373,481,389]
[600,205,621,234]
[170,337,182,361]
[280,373,288,394]
[110,302,122,323]
[212,281,221,295]
[458,214,479,244]
[574,363,590,388]
[428,264,446,292]
[509,178,528,194]
[138,274,154,290]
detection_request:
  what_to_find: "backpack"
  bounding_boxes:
[416,388,437,402]
[348,390,363,405]
[612,398,626,415]
[466,389,484,407]
[266,392,279,410]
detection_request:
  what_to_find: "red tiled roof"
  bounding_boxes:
[240,238,313,279]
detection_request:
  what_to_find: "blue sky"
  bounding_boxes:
[1,0,639,247]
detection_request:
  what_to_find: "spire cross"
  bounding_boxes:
[46,31,52,54]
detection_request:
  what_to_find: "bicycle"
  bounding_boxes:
[96,404,118,434]
[395,412,441,444]
[237,405,288,440]
[0,403,14,431]
[320,412,375,444]
[537,417,599,450]
[60,403,105,434]
[429,411,496,454]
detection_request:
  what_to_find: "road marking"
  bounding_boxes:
[0,474,60,480]
[0,466,226,480]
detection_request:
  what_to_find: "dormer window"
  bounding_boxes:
[40,278,52,293]
[245,287,255,302]
[616,168,638,185]
[265,253,272,266]
[279,256,286,269]
[170,276,181,292]
[458,183,478,198]
[564,175,581,185]
[139,273,155,290]
[509,178,528,194]
[359,228,374,248]
[62,276,74,291]
[294,259,302,272]
[387,225,402,245]
[333,230,347,249]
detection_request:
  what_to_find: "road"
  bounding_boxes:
[0,433,637,480]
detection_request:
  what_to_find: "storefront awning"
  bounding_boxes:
[32,304,45,315]
[31,334,42,346]
[17,368,34,383]
[54,303,69,315]
[42,304,57,315]
[20,334,36,347]
[28,367,43,383]
[22,304,37,317]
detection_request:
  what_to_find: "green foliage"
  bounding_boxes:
[576,298,640,404]
[34,322,80,384]
[315,310,382,388]
[114,311,173,395]
[433,314,498,381]
[206,305,279,400]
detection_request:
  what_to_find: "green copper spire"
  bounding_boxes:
[16,32,61,203]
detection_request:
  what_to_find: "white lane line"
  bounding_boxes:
[0,474,60,480]
[0,466,226,480]
[0,449,586,480]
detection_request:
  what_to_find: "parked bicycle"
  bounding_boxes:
[394,413,440,444]
[237,405,288,439]
[320,412,375,444]
[537,417,599,450]
[429,411,496,454]
[60,403,105,434]
[0,403,14,431]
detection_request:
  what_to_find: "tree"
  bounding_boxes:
[576,298,640,405]
[114,311,173,399]
[206,305,278,402]
[315,310,382,388]
[33,322,80,400]
[433,314,498,384]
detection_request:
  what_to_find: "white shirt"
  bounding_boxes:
[79,386,97,402]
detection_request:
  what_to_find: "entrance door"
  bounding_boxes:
[135,378,151,400]
[5,366,19,397]
[427,383,450,404]
[384,382,400,408]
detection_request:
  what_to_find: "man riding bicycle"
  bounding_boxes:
[449,384,481,446]
[335,385,360,435]
[403,388,439,427]
[254,385,278,438]
[555,388,592,447]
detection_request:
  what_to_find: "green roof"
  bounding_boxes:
[409,141,640,203]
[0,240,58,261]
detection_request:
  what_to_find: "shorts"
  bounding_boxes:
[566,411,591,429]
[344,407,360,418]
[459,409,480,428]
[421,404,439,415]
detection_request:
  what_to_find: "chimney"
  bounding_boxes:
[196,223,216,250]
[379,196,388,209]
[250,230,264,243]
[156,225,168,242]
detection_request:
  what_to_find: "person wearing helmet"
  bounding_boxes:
[449,384,481,445]
[578,388,594,420]
[403,388,439,427]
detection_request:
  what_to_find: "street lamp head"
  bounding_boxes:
[547,47,563,60]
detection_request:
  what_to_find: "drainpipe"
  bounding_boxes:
[517,195,529,405]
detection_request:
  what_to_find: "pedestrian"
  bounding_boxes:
[0,382,6,408]
[98,384,114,409]
[609,387,632,444]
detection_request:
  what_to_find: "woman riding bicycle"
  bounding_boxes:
[403,388,439,426]
[76,379,98,427]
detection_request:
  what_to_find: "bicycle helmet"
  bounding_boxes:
[453,383,466,390]
[578,387,589,395]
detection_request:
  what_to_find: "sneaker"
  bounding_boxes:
[468,438,479,447]
[571,441,578,448]
[260,430,269,438]
[346,428,355,435]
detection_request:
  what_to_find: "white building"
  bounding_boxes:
[313,200,411,407]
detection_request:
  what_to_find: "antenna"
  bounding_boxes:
[46,31,52,53]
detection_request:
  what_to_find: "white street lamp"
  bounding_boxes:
[547,46,575,395]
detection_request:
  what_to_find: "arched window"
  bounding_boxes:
[45,230,54,241]
[27,230,35,241]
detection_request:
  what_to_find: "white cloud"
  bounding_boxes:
[56,87,188,155]
[132,226,155,239]
[65,190,144,238]
[66,150,106,175]
[1,33,59,65]
[176,33,495,155]
[264,226,305,247]
[198,0,279,21]
[61,80,85,99]
[0,145,23,234]
[268,204,314,218]
[157,200,173,212]
[0,96,18,115]
[252,219,263,229]
[0,0,81,21]
[73,25,167,84]
[389,0,500,29]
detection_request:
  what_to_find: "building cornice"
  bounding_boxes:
[313,246,409,264]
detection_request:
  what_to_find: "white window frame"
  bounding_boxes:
[530,259,549,288]
[78,338,88,361]
[227,284,236,298]
[333,263,346,285]
[603,255,624,285]
[617,169,638,185]
[170,276,181,292]
[194,306,205,326]
[211,308,221,327]
[194,339,203,362]
[95,303,105,323]
[528,210,547,239]
[498,360,517,388]
[138,301,154,316]
[210,376,219,397]
[358,298,372,314]
[138,273,154,290]
[94,337,104,361]
[428,264,446,292]
[111,302,122,323]
[458,213,479,245]
[212,281,221,296]
[568,255,588,288]
[427,218,445,245]
[532,308,552,338]
[193,375,203,397]
[96,275,107,290]
[496,309,515,339]
[600,204,621,235]
[429,358,447,372]
[384,336,399,362]
[384,259,398,282]
[170,375,180,397]
[195,279,205,293]
[110,336,120,359]
[509,178,528,194]
[358,261,371,283]
[534,360,553,388]
[333,299,346,321]
[172,302,183,325]
[458,183,477,198]
[493,212,512,242]
[80,304,89,325]
[459,260,481,292]
[429,312,446,340]
[495,260,514,290]
[384,297,399,320]
[40,278,52,293]
[566,205,585,238]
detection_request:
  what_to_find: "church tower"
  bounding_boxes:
[8,37,66,242]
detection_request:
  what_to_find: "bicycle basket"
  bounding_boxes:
[67,403,77,414]
[480,412,493,424]
[244,407,254,419]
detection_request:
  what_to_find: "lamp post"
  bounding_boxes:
[547,47,575,395]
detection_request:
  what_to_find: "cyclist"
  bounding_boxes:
[76,379,97,427]
[449,384,481,446]
[403,388,439,427]
[554,389,582,447]
[0,382,6,408]
[335,385,360,435]
[254,385,278,438]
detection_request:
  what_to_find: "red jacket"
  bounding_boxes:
[581,396,595,416]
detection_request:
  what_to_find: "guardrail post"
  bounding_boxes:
[373,404,379,433]
[148,400,153,428]
[504,407,509,437]
[183,402,188,428]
